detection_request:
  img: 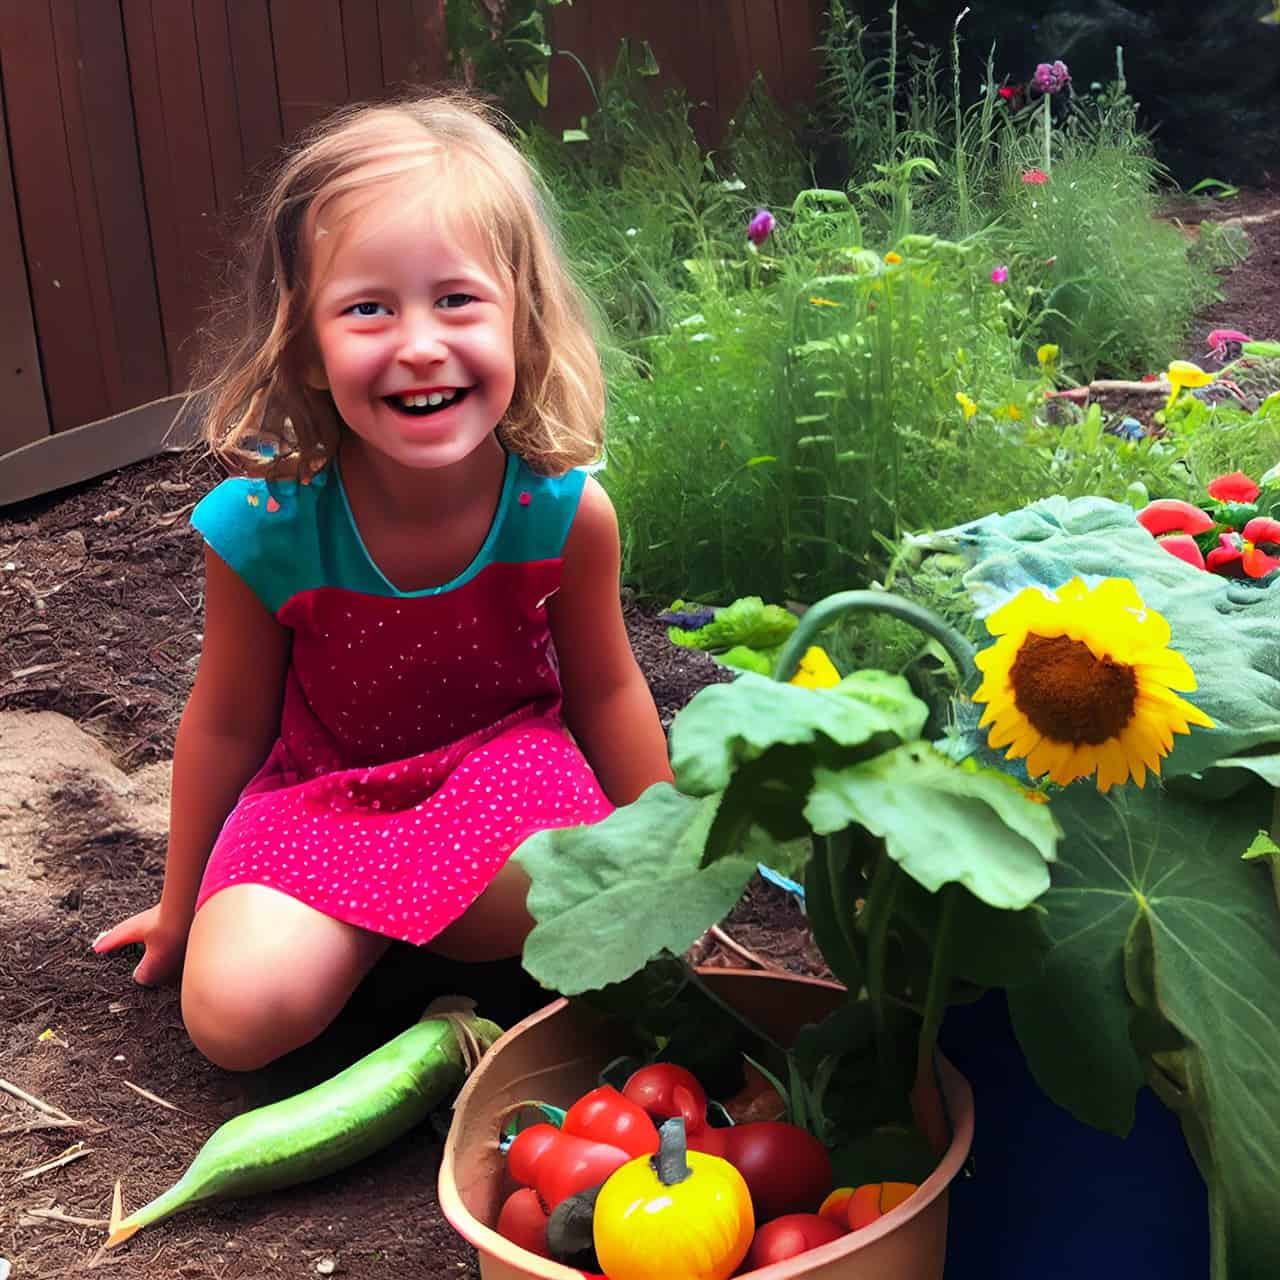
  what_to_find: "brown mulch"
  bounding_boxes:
[2,187,1279,1280]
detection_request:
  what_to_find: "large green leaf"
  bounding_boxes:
[917,497,1280,776]
[514,784,756,994]
[669,670,928,796]
[1007,783,1280,1279]
[804,744,1059,909]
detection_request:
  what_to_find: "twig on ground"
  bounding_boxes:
[17,1143,93,1182]
[709,924,779,971]
[120,1079,195,1117]
[20,1207,109,1228]
[0,1078,79,1126]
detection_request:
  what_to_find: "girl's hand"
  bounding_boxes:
[93,905,189,987]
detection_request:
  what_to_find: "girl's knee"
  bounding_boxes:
[181,958,328,1072]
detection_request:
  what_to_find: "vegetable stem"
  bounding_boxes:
[771,591,978,691]
[916,884,959,1081]
[862,852,903,1083]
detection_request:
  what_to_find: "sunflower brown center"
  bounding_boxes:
[1008,633,1137,745]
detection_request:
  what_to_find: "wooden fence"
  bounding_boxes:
[0,0,824,506]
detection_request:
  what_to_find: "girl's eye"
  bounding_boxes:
[438,293,474,310]
[346,301,388,317]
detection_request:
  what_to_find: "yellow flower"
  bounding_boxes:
[955,392,977,419]
[999,402,1024,421]
[1163,360,1215,413]
[884,251,903,264]
[790,645,841,689]
[809,296,841,307]
[972,577,1214,792]
[1036,343,1059,367]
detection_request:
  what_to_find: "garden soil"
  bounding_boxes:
[2,189,1278,1280]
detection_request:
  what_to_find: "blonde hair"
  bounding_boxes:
[197,90,604,477]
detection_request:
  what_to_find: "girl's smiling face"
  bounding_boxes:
[308,182,516,474]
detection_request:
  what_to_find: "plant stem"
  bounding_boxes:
[1042,92,1052,174]
[916,883,959,1081]
[683,963,789,1079]
[771,590,978,689]
[863,851,902,1082]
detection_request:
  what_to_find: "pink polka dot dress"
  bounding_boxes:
[188,452,612,944]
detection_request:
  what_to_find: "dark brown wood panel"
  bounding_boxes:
[71,0,170,410]
[742,0,786,109]
[340,0,384,102]
[409,0,449,86]
[194,0,247,218]
[226,0,284,187]
[0,0,109,432]
[375,0,419,91]
[545,0,596,130]
[271,0,348,137]
[123,0,223,387]
[49,2,123,412]
[715,0,754,140]
[0,69,48,454]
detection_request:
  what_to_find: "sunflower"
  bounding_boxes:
[972,577,1214,791]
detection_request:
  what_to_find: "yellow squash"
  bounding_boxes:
[592,1117,753,1280]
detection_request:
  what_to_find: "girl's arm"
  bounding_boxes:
[548,478,673,806]
[94,545,291,984]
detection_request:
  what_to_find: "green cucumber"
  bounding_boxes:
[107,1010,502,1246]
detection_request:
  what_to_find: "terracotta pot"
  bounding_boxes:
[439,968,974,1280]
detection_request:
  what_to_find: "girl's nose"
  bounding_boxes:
[398,312,448,364]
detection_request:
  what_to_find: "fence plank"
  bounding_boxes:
[226,0,283,186]
[340,0,383,102]
[73,0,169,411]
[194,0,246,218]
[0,68,49,454]
[272,0,348,136]
[123,0,222,387]
[0,0,109,431]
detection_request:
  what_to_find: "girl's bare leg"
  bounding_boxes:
[428,858,535,963]
[182,884,391,1072]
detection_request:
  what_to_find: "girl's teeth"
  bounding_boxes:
[400,390,456,408]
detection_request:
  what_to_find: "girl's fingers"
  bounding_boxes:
[92,916,143,953]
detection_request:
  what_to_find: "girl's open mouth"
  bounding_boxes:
[384,387,471,417]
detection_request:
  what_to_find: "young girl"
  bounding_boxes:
[93,92,673,1072]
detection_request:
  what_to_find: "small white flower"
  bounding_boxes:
[626,227,638,237]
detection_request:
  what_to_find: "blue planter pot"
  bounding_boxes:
[939,991,1207,1279]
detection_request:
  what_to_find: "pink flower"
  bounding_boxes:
[747,209,775,247]
[1021,168,1049,185]
[990,265,1010,284]
[1031,60,1070,94]
[1205,328,1252,361]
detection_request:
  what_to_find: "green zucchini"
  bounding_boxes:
[107,1009,502,1246]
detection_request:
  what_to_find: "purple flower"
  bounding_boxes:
[747,208,776,247]
[1031,60,1070,94]
[990,265,1010,284]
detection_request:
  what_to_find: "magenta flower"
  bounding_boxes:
[990,265,1010,285]
[1031,60,1070,94]
[1021,167,1049,185]
[747,208,775,247]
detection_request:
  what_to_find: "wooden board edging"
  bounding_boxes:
[0,394,199,509]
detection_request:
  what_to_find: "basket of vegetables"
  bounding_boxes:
[438,968,973,1280]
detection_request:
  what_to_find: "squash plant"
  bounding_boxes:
[514,590,1061,1187]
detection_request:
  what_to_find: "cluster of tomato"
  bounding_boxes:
[495,1062,918,1278]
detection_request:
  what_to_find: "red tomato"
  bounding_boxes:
[495,1188,550,1258]
[562,1085,660,1158]
[718,1122,833,1222]
[745,1213,847,1269]
[620,1063,707,1127]
[505,1123,630,1210]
